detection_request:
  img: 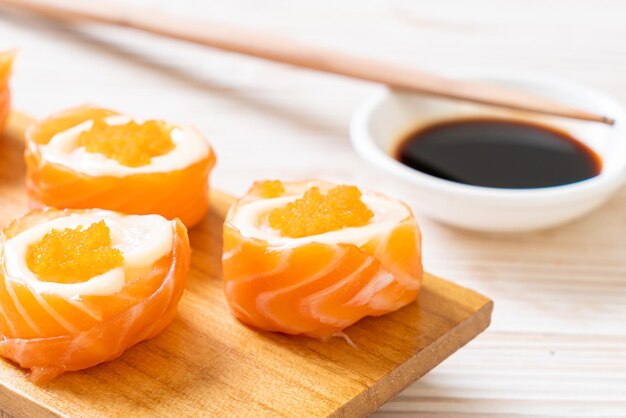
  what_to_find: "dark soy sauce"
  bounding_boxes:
[395,118,602,189]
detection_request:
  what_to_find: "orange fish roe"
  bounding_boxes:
[27,221,124,284]
[255,180,286,198]
[77,118,175,167]
[268,185,374,238]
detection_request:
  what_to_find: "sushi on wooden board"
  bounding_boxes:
[24,105,216,228]
[0,112,492,417]
[223,180,423,339]
[0,209,190,383]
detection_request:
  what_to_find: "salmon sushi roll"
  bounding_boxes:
[223,180,423,339]
[25,105,216,227]
[0,208,190,383]
[0,50,16,135]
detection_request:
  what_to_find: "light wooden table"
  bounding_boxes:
[1,1,626,416]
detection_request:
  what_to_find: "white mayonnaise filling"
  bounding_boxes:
[3,211,174,298]
[231,190,410,248]
[39,115,210,176]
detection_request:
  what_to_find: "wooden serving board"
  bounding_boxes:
[0,113,493,418]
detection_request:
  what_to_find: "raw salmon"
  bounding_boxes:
[0,50,16,135]
[0,208,190,383]
[25,105,216,228]
[222,180,423,339]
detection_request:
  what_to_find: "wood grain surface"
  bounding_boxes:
[0,113,491,417]
[1,1,625,416]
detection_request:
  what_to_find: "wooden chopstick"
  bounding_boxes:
[0,0,615,125]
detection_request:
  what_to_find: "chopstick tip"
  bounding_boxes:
[603,116,616,126]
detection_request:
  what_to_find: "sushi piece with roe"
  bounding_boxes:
[0,50,16,135]
[222,180,423,339]
[25,105,216,227]
[0,208,190,383]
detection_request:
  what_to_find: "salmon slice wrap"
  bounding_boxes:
[25,105,217,228]
[223,180,423,339]
[0,208,190,383]
[0,50,16,135]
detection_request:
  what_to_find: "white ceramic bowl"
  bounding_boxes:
[350,70,626,232]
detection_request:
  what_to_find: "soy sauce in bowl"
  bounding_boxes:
[395,118,602,189]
